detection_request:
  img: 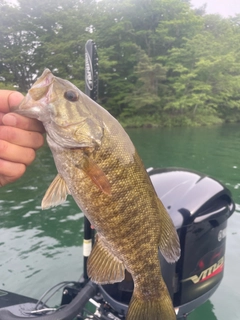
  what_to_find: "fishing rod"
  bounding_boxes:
[83,39,99,281]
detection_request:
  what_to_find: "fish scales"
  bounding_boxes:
[13,69,180,320]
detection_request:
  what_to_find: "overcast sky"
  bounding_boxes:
[5,0,240,18]
[191,0,240,17]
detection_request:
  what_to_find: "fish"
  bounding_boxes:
[13,69,180,320]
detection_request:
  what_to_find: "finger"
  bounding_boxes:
[0,140,36,166]
[0,159,26,187]
[0,126,44,149]
[8,91,24,109]
[2,113,45,133]
[0,91,24,114]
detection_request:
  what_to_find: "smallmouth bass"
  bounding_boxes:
[13,69,180,320]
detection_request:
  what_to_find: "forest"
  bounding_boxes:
[1,0,240,127]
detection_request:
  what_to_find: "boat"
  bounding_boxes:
[0,41,235,320]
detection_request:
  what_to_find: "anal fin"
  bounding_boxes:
[42,174,70,209]
[87,236,125,284]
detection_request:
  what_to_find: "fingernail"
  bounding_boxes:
[2,114,17,126]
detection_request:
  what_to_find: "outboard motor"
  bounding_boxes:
[99,167,235,319]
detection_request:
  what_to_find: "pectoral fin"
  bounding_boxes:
[157,199,181,263]
[77,155,111,195]
[87,236,125,284]
[42,174,70,209]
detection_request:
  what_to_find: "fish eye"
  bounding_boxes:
[64,90,79,102]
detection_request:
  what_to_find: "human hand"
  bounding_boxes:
[0,90,45,186]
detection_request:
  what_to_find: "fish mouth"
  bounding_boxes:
[28,68,54,101]
[11,69,54,118]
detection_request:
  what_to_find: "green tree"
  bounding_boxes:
[1,0,240,127]
[0,0,38,91]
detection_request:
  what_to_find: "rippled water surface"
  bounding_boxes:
[0,123,240,319]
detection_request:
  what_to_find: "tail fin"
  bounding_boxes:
[126,290,176,320]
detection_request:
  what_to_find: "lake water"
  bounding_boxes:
[0,123,240,319]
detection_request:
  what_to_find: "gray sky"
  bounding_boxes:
[191,0,240,17]
[5,0,240,18]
